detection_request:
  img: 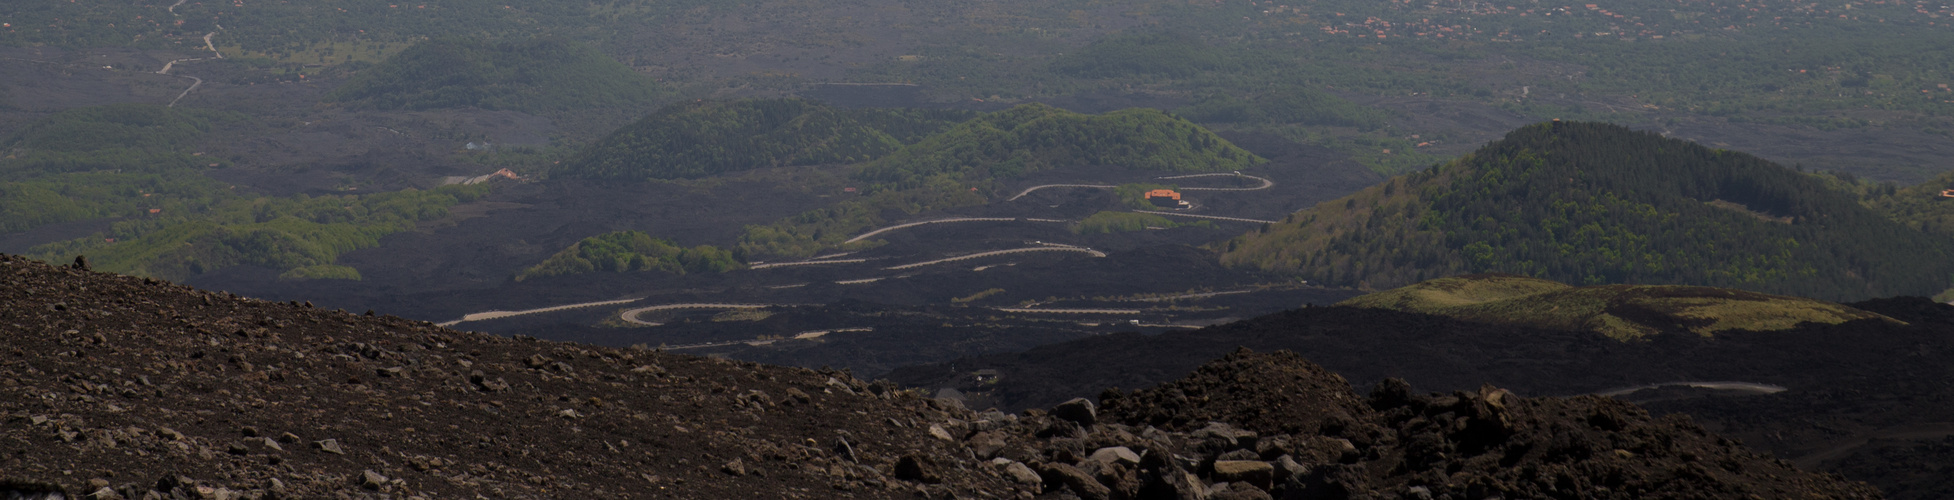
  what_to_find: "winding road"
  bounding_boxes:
[1132,210,1279,224]
[1586,381,1790,398]
[748,259,868,270]
[1006,172,1275,201]
[883,246,1105,270]
[618,303,786,326]
[845,217,1068,244]
[1006,184,1117,201]
[436,298,641,327]
[993,307,1142,314]
[1156,172,1276,191]
[158,31,224,108]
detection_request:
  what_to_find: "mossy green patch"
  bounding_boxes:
[1340,274,1898,340]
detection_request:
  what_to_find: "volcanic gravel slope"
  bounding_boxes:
[0,254,1879,498]
[0,254,1020,499]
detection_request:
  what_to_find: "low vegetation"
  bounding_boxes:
[0,104,250,234]
[1340,274,1898,340]
[324,38,665,113]
[516,231,741,282]
[558,99,974,180]
[1074,211,1214,234]
[29,185,490,282]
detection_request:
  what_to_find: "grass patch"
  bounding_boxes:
[1340,273,1897,340]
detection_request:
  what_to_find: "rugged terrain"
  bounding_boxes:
[889,296,1954,498]
[0,253,1885,498]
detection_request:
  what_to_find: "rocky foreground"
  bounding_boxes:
[1,254,1879,498]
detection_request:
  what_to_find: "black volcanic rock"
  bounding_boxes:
[0,254,1887,498]
[0,254,1020,498]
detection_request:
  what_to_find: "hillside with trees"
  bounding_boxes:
[516,231,741,282]
[738,104,1262,258]
[1219,121,1954,301]
[557,99,974,180]
[28,185,489,282]
[855,103,1263,187]
[323,38,665,113]
[0,104,244,234]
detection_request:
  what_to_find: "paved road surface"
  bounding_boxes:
[883,246,1105,270]
[438,298,641,327]
[1006,184,1118,201]
[619,303,784,326]
[748,259,868,270]
[1132,210,1279,224]
[159,31,223,107]
[993,307,1142,314]
[846,217,1068,244]
[1586,381,1789,398]
[1154,172,1275,191]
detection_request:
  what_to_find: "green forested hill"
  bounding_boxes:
[323,38,664,113]
[516,231,741,282]
[855,103,1263,187]
[557,99,974,180]
[737,104,1261,258]
[1219,121,1954,300]
[0,104,246,234]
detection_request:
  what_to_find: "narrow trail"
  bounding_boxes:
[1790,422,1954,470]
[167,0,187,15]
[157,31,223,107]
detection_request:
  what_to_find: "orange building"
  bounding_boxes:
[1145,189,1183,208]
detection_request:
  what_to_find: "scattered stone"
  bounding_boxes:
[1405,485,1435,500]
[1089,446,1141,467]
[1038,462,1111,500]
[313,439,344,454]
[784,388,813,405]
[721,458,746,476]
[360,470,388,490]
[833,437,858,463]
[1210,481,1273,500]
[1211,460,1274,490]
[894,455,941,484]
[927,424,954,441]
[1050,397,1097,426]
[1002,462,1042,487]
